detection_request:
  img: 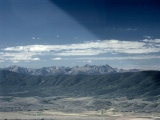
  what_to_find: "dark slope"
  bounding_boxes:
[0,70,159,99]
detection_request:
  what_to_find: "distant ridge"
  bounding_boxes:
[0,64,142,75]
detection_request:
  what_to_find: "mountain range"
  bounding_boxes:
[0,64,141,75]
[0,65,159,113]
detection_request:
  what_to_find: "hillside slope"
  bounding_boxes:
[0,70,159,99]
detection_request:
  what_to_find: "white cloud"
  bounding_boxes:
[55,49,105,56]
[3,39,158,54]
[32,58,40,60]
[144,36,151,39]
[76,55,160,60]
[52,57,62,60]
[143,39,160,43]
[32,37,41,40]
[32,37,36,40]
[1,39,160,62]
[83,60,92,63]
[1,52,40,62]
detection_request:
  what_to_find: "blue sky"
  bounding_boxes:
[0,0,160,70]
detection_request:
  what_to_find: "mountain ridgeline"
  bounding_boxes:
[0,69,159,99]
[0,64,141,75]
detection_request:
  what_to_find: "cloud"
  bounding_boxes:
[113,28,137,31]
[1,52,40,62]
[83,60,92,63]
[126,28,137,31]
[32,37,41,40]
[52,57,62,60]
[32,37,36,40]
[143,39,160,43]
[144,36,151,39]
[55,49,105,56]
[3,39,159,54]
[76,55,160,60]
[1,39,160,62]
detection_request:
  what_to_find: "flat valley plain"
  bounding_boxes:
[0,96,160,120]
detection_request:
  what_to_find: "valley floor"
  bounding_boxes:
[0,111,159,120]
[0,96,160,120]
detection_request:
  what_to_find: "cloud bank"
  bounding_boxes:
[1,39,160,63]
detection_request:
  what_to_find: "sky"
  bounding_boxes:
[0,0,160,70]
